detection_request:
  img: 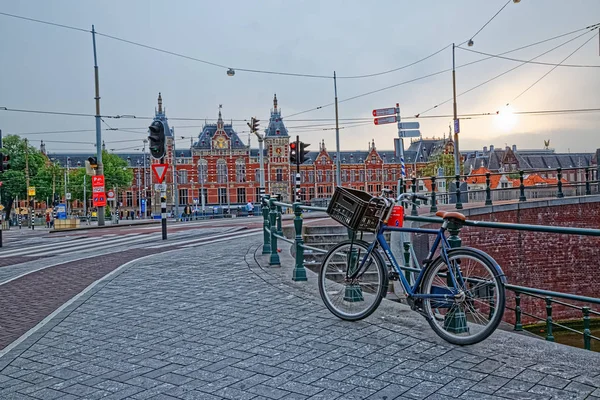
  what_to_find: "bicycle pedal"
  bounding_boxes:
[388,271,399,281]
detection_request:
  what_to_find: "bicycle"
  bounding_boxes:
[319,187,506,345]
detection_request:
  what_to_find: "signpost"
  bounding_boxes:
[372,107,397,117]
[91,175,106,207]
[151,163,168,240]
[27,186,36,196]
[373,116,397,125]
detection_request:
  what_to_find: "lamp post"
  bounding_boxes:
[452,43,461,177]
[198,156,206,214]
[136,160,141,219]
[253,131,266,200]
[143,139,148,219]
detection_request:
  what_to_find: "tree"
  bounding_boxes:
[67,151,133,206]
[1,135,47,220]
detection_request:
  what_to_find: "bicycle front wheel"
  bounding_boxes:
[421,248,505,345]
[318,239,387,321]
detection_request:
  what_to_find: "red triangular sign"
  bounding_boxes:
[152,164,168,183]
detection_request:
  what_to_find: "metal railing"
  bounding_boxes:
[261,194,600,351]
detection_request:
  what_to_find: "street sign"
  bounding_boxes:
[66,193,71,200]
[93,192,106,207]
[107,190,115,199]
[57,204,67,220]
[152,164,168,183]
[372,107,397,117]
[141,199,146,213]
[374,116,397,125]
[91,175,105,187]
[92,187,104,193]
[399,130,421,138]
[398,122,420,130]
[454,119,460,134]
[0,205,4,211]
[28,186,36,196]
[155,183,167,191]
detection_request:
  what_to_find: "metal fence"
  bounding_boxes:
[261,193,600,351]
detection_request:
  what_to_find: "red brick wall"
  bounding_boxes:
[457,202,600,325]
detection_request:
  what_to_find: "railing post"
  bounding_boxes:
[455,175,463,210]
[443,220,468,334]
[519,170,526,202]
[583,307,591,351]
[485,172,493,206]
[556,168,564,198]
[276,203,283,236]
[585,168,591,196]
[411,177,418,216]
[269,199,281,266]
[403,241,412,284]
[430,176,438,213]
[545,297,554,342]
[514,292,523,331]
[292,203,307,281]
[262,195,271,255]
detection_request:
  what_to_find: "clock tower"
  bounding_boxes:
[264,94,292,202]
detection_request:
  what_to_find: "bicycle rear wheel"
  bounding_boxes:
[421,248,505,345]
[318,239,387,321]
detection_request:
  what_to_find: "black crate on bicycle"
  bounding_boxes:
[327,187,391,232]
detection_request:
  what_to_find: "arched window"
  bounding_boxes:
[236,158,246,183]
[198,159,208,184]
[217,159,228,183]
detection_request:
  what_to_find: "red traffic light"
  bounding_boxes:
[290,142,297,150]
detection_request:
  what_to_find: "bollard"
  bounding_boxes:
[430,176,438,213]
[403,241,412,285]
[519,170,526,202]
[514,292,523,331]
[485,172,493,206]
[411,177,418,216]
[556,168,564,198]
[545,297,555,342]
[583,307,591,350]
[455,175,463,210]
[269,199,281,266]
[262,195,271,255]
[443,219,468,333]
[292,203,307,281]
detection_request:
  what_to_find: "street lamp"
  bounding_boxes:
[252,130,266,199]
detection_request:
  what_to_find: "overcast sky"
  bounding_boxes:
[0,0,599,155]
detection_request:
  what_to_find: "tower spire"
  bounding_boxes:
[158,92,163,114]
[273,93,278,110]
[217,104,223,129]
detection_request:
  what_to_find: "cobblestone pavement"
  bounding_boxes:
[0,237,599,399]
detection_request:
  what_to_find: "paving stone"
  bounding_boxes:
[247,383,292,399]
[470,375,510,394]
[494,389,550,400]
[401,381,443,399]
[537,374,571,389]
[365,384,410,400]
[500,379,535,392]
[528,384,588,400]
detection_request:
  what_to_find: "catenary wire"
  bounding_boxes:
[509,31,599,104]
[465,0,512,46]
[416,29,597,116]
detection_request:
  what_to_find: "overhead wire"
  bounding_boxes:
[509,31,600,105]
[464,0,512,46]
[416,29,597,117]
[457,45,600,68]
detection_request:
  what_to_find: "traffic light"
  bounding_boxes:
[298,142,310,164]
[289,141,297,164]
[0,154,9,172]
[148,120,166,159]
[247,117,260,133]
[87,157,98,167]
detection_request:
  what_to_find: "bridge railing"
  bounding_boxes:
[262,196,600,351]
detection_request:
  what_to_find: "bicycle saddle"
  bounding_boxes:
[435,211,466,222]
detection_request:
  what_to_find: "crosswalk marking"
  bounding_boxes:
[0,234,144,258]
[144,228,260,249]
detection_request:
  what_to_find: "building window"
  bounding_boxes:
[375,169,382,182]
[318,186,324,195]
[317,170,323,183]
[326,170,332,182]
[236,159,246,183]
[177,170,188,184]
[276,168,283,182]
[255,187,262,202]
[217,159,228,183]
[237,188,246,204]
[371,156,377,164]
[198,160,208,184]
[376,184,382,194]
[218,188,227,204]
[179,189,188,205]
[126,191,133,207]
[320,156,327,165]
[309,187,315,199]
[308,170,315,183]
[360,170,365,182]
[368,185,374,194]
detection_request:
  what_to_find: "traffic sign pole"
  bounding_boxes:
[160,157,167,240]
[396,104,406,181]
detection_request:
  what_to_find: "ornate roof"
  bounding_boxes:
[264,94,289,138]
[152,92,172,137]
[193,106,247,150]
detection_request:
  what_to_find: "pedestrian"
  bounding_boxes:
[246,201,254,217]
[45,212,51,228]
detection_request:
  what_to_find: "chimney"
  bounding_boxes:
[490,145,495,152]
[512,144,517,152]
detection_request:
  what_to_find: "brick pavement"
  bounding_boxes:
[0,236,598,399]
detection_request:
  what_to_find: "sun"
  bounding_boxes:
[494,105,518,132]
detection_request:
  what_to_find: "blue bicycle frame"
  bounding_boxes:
[357,223,463,300]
